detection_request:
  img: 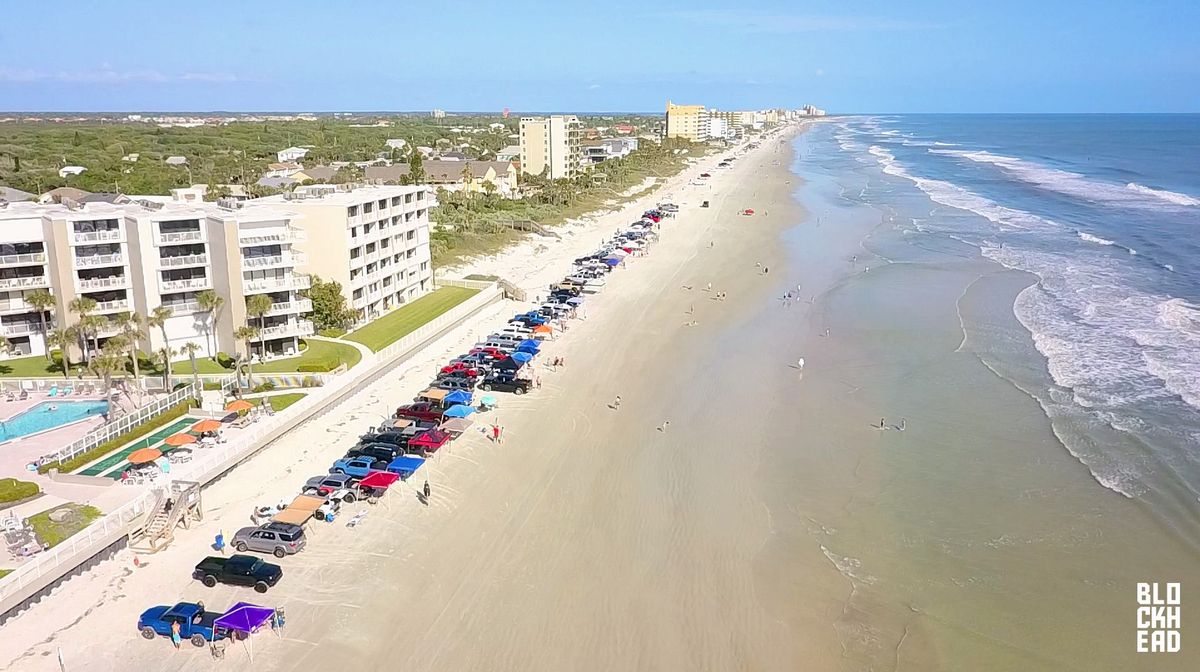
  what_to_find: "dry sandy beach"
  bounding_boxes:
[0,126,854,671]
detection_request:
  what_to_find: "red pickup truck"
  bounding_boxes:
[394,401,444,423]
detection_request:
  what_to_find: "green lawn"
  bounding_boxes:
[29,504,103,548]
[0,569,12,579]
[346,287,479,352]
[165,357,232,375]
[0,354,73,378]
[266,393,306,412]
[254,339,361,372]
[0,478,39,505]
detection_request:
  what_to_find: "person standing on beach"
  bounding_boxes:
[899,418,907,431]
[658,420,671,432]
[879,418,886,430]
[613,395,621,410]
[492,424,501,443]
[423,480,431,499]
[214,530,225,555]
[171,620,181,649]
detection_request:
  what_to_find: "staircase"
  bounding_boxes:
[497,279,526,302]
[133,480,203,552]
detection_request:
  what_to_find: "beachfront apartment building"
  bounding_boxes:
[252,184,433,323]
[665,101,710,142]
[518,115,584,180]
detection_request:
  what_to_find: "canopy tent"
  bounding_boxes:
[602,257,622,267]
[271,494,324,526]
[443,390,473,406]
[359,471,400,489]
[388,417,415,429]
[164,433,196,447]
[225,399,254,412]
[409,429,452,452]
[442,404,476,419]
[213,602,278,662]
[510,351,533,364]
[438,417,474,435]
[127,448,162,464]
[516,339,540,353]
[478,394,498,408]
[191,419,223,433]
[532,324,553,334]
[565,297,585,306]
[416,388,450,403]
[387,455,426,479]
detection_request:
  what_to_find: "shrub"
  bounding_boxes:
[251,381,276,393]
[216,351,236,369]
[0,478,39,505]
[297,357,339,373]
[301,376,323,388]
[202,382,222,391]
[38,399,195,474]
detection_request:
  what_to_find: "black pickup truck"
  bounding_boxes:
[192,554,283,593]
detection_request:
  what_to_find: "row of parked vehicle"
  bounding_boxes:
[138,206,677,650]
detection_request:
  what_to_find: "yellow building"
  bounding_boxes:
[665,101,710,142]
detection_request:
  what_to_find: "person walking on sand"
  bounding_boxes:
[797,358,805,370]
[423,480,431,498]
[899,418,907,431]
[214,530,225,556]
[879,418,886,430]
[492,424,501,443]
[171,620,182,649]
[612,395,621,410]
[658,420,671,432]
[706,282,712,292]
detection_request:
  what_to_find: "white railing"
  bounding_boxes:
[244,274,311,293]
[239,227,306,246]
[0,322,39,336]
[74,253,124,268]
[72,230,122,244]
[241,255,287,269]
[158,230,204,244]
[92,299,130,313]
[0,298,32,313]
[159,277,210,292]
[77,276,127,291]
[264,299,312,316]
[159,253,208,268]
[161,300,201,314]
[42,383,201,466]
[0,252,46,266]
[258,319,314,339]
[0,276,48,290]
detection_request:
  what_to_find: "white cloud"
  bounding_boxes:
[587,83,601,90]
[0,66,246,84]
[665,10,941,34]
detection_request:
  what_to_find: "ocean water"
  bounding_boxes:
[832,114,1200,531]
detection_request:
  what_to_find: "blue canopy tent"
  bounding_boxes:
[443,390,473,406]
[516,339,540,353]
[213,602,278,661]
[442,404,476,419]
[387,455,427,479]
[602,257,622,267]
[510,351,533,364]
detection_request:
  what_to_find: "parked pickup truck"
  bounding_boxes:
[478,375,532,395]
[138,601,226,647]
[193,554,282,593]
[330,456,389,478]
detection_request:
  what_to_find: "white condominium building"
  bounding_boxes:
[519,115,584,180]
[251,184,433,323]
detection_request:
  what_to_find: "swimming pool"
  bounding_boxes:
[0,400,109,442]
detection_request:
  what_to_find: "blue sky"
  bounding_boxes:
[2,0,1198,113]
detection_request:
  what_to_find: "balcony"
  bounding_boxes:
[258,319,314,339]
[0,275,49,290]
[239,227,306,246]
[71,229,123,245]
[0,298,32,313]
[241,254,291,270]
[74,253,124,268]
[93,299,131,313]
[158,230,204,245]
[160,300,201,315]
[77,275,128,291]
[243,274,311,293]
[264,299,313,316]
[0,321,39,337]
[158,276,211,292]
[0,252,47,267]
[159,253,209,268]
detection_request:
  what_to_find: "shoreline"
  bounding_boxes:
[0,126,810,671]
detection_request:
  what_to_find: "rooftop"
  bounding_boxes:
[251,183,426,207]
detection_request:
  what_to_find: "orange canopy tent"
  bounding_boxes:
[225,399,254,412]
[164,433,197,447]
[532,325,553,334]
[192,419,222,433]
[127,448,163,464]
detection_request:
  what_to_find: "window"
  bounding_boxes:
[351,227,359,239]
[391,197,401,207]
[377,199,386,210]
[420,262,428,271]
[348,206,358,217]
[350,247,362,259]
[363,202,374,213]
[406,231,415,241]
[352,288,363,300]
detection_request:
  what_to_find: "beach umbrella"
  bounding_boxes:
[510,351,533,364]
[225,399,254,412]
[442,404,476,419]
[479,394,498,408]
[443,390,473,406]
[164,433,196,447]
[191,419,222,433]
[127,448,162,464]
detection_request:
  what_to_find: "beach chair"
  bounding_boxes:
[18,390,28,401]
[62,386,73,395]
[47,387,58,397]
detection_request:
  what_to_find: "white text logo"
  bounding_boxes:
[1136,582,1181,653]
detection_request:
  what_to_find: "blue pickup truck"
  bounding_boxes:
[138,601,227,647]
[329,456,388,478]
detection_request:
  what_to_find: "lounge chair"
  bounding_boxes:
[47,387,58,397]
[18,390,28,401]
[62,386,73,395]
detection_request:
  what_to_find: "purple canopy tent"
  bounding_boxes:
[213,602,278,661]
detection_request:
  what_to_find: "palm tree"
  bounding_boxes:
[153,347,176,391]
[79,314,108,364]
[245,294,272,359]
[196,290,225,360]
[234,325,259,393]
[68,296,98,363]
[88,352,125,406]
[25,289,55,360]
[145,306,174,382]
[46,328,74,379]
[0,336,11,357]
[179,341,202,400]
[116,312,145,400]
